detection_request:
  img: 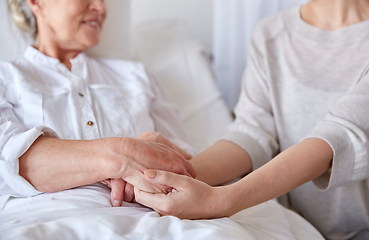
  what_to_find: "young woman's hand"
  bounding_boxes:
[134,169,231,220]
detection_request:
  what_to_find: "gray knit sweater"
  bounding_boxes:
[222,7,369,240]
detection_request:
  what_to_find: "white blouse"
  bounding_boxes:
[0,46,195,207]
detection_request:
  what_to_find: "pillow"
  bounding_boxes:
[0,0,34,62]
[0,0,131,61]
[132,20,233,152]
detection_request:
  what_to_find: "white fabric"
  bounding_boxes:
[0,0,131,61]
[213,0,308,110]
[132,20,233,152]
[0,46,196,201]
[0,183,324,240]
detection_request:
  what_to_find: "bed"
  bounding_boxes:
[0,1,325,239]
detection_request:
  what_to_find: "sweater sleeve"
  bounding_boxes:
[221,26,280,171]
[305,70,369,190]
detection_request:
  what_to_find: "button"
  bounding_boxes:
[79,93,84,97]
[87,121,94,126]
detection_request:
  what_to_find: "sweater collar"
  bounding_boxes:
[285,6,369,45]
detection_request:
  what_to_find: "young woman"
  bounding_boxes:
[0,0,196,209]
[135,1,369,239]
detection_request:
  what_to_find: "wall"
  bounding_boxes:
[131,0,214,52]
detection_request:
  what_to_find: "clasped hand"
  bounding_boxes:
[103,132,196,207]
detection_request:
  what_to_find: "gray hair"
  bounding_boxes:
[9,0,37,34]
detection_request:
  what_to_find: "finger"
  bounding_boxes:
[182,159,197,179]
[156,144,197,178]
[124,169,163,194]
[134,186,167,211]
[144,169,189,190]
[139,132,192,160]
[167,142,192,160]
[176,148,192,160]
[137,131,157,141]
[159,137,192,160]
[161,145,197,178]
[123,183,135,203]
[111,178,126,207]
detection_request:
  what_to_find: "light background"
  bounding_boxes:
[131,0,214,52]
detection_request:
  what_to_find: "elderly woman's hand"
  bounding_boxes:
[138,132,192,160]
[101,179,136,205]
[19,136,196,208]
[104,136,196,206]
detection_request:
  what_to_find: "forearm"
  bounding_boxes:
[222,138,333,216]
[19,135,196,196]
[191,140,252,186]
[19,137,117,193]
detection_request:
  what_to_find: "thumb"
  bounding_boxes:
[110,178,126,207]
[144,169,187,190]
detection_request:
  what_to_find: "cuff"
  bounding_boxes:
[304,122,356,191]
[221,131,268,171]
[0,126,59,197]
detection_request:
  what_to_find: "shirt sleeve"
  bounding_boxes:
[305,70,369,190]
[221,27,279,171]
[147,71,197,157]
[0,79,59,198]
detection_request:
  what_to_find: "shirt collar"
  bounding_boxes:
[24,45,60,66]
[24,45,87,66]
[23,45,88,79]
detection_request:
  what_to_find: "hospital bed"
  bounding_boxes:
[0,1,325,239]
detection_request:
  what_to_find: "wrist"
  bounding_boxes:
[99,137,133,179]
[214,182,248,218]
[211,185,237,218]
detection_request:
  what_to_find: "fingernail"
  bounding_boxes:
[144,169,157,178]
[113,200,121,207]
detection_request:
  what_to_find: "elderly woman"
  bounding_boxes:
[135,0,369,239]
[0,0,196,209]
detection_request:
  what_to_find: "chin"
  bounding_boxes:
[83,38,100,49]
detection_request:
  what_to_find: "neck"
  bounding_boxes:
[301,0,369,30]
[33,30,82,71]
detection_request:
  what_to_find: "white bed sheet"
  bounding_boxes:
[0,184,324,240]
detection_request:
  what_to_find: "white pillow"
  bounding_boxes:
[132,20,233,152]
[0,0,131,61]
[0,0,34,62]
